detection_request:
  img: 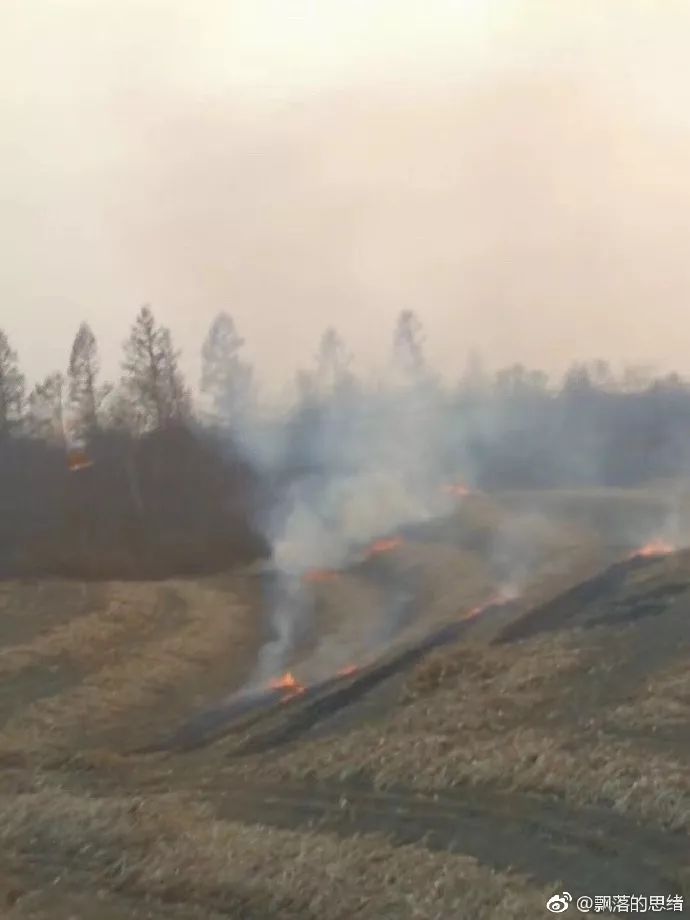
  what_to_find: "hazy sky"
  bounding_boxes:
[3,1,690,392]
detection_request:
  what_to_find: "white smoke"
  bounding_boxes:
[234,359,465,681]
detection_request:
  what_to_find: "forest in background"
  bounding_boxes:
[1,306,689,578]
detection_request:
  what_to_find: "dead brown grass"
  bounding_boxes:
[0,582,253,755]
[0,788,552,919]
[0,584,166,678]
[609,653,690,730]
[6,885,231,920]
[222,629,690,831]
[404,631,585,702]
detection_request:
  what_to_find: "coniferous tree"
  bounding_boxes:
[68,322,110,438]
[314,327,353,394]
[159,327,192,423]
[296,327,355,401]
[121,306,190,432]
[392,310,426,382]
[27,372,65,442]
[200,312,254,424]
[0,330,25,437]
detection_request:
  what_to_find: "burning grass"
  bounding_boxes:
[303,569,341,584]
[221,626,690,832]
[375,544,496,636]
[629,539,676,560]
[337,664,358,677]
[442,481,471,498]
[0,788,553,919]
[364,536,405,559]
[269,671,307,698]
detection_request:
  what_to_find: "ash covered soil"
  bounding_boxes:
[1,488,690,918]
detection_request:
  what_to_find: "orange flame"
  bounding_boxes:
[630,539,674,559]
[67,449,93,472]
[366,537,404,558]
[268,671,306,698]
[443,482,470,498]
[304,569,340,584]
[462,591,515,621]
[337,664,358,677]
[463,602,487,621]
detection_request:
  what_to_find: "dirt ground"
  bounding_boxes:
[1,487,689,918]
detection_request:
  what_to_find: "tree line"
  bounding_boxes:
[0,306,255,443]
[1,304,689,578]
[3,304,681,447]
[0,307,261,578]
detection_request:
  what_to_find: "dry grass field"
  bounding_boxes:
[1,487,690,918]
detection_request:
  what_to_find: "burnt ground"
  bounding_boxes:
[1,487,690,917]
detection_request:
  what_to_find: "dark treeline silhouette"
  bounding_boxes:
[0,308,266,578]
[451,357,690,490]
[1,306,689,578]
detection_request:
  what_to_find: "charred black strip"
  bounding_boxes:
[130,687,290,754]
[229,619,483,758]
[494,554,675,644]
[135,601,515,756]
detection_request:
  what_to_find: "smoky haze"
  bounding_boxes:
[6,3,690,716]
[3,2,690,392]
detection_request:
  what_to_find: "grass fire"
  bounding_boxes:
[630,539,676,559]
[365,537,405,558]
[268,671,306,698]
[6,5,690,915]
[442,482,471,498]
[303,569,341,584]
